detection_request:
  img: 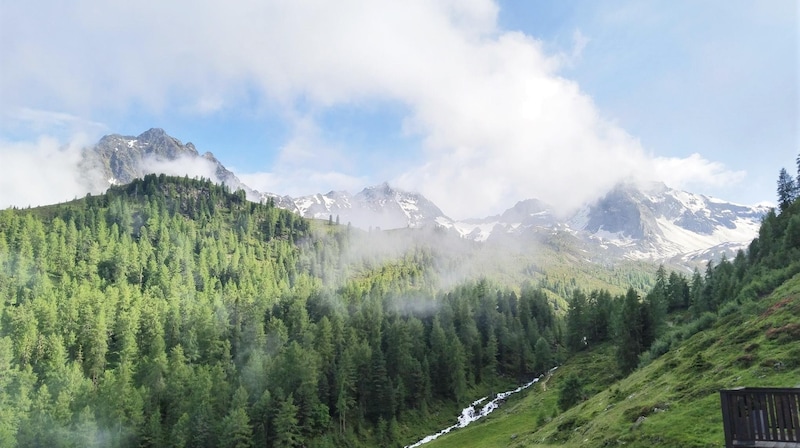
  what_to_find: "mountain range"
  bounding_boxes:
[81,128,769,263]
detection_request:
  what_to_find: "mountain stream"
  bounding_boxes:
[404,367,557,447]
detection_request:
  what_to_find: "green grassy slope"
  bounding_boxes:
[427,273,800,448]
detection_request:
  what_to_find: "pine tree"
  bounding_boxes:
[784,214,800,252]
[366,347,394,423]
[796,152,800,185]
[445,325,468,402]
[667,272,690,311]
[645,266,668,339]
[0,337,21,446]
[565,289,588,351]
[273,395,302,448]
[614,288,645,374]
[557,374,584,411]
[777,168,797,211]
[218,407,253,448]
[533,337,552,374]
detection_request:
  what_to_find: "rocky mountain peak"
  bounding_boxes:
[359,182,395,199]
[137,127,168,142]
[584,184,652,239]
[77,128,768,264]
[499,198,555,225]
[82,129,251,197]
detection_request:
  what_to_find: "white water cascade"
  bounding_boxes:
[405,367,557,447]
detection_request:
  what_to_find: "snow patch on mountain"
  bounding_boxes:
[82,129,768,264]
[571,183,767,260]
[450,221,500,242]
[288,183,451,230]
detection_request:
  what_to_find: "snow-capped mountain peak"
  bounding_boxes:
[445,181,768,261]
[571,182,768,260]
[80,129,769,263]
[291,183,450,230]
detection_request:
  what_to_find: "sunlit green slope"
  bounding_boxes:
[428,273,800,448]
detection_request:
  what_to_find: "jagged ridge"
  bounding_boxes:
[81,129,768,263]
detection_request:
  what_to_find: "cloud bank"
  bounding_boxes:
[1,0,745,216]
[0,136,92,209]
[139,155,222,185]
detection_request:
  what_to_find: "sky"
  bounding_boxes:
[1,0,797,219]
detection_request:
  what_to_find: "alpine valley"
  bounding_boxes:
[3,127,799,448]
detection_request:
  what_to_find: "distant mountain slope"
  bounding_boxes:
[82,128,239,187]
[574,182,769,260]
[79,128,768,263]
[446,182,767,262]
[81,128,299,210]
[81,129,452,229]
[293,183,449,229]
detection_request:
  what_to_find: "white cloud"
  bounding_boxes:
[139,155,221,183]
[0,135,95,209]
[651,153,746,190]
[235,112,372,196]
[2,108,107,139]
[571,30,589,61]
[1,0,750,215]
[239,170,368,198]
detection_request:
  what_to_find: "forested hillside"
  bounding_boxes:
[0,175,565,447]
[3,157,796,447]
[426,156,800,447]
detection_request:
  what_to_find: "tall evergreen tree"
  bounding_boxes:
[796,152,800,185]
[614,288,646,374]
[565,289,588,351]
[273,395,303,448]
[533,337,552,375]
[777,167,797,211]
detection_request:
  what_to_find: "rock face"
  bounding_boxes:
[82,128,239,187]
[81,128,300,211]
[79,129,769,262]
[583,186,653,240]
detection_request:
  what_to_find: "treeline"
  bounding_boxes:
[0,175,563,447]
[564,154,800,382]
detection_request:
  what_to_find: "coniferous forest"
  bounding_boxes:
[0,174,564,447]
[2,156,799,448]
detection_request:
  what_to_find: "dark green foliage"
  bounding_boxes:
[631,155,800,373]
[25,165,800,446]
[273,395,302,448]
[557,374,584,411]
[797,153,800,183]
[586,289,613,343]
[533,337,552,375]
[777,167,797,211]
[565,289,588,352]
[613,288,652,374]
[666,270,690,311]
[0,175,565,447]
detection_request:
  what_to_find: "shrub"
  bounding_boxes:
[558,374,584,411]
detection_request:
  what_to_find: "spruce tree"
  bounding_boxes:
[777,168,797,211]
[273,395,302,448]
[796,152,800,185]
[614,288,644,374]
[557,374,584,411]
[565,289,588,351]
